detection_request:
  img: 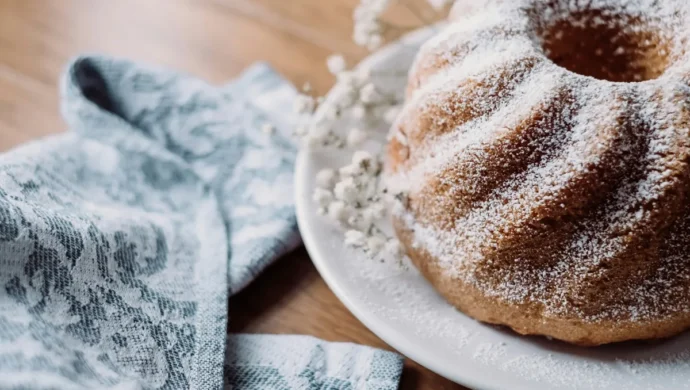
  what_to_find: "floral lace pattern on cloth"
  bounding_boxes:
[0,57,402,390]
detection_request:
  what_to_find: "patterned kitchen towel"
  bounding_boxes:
[0,56,403,390]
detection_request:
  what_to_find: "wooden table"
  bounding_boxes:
[0,0,465,388]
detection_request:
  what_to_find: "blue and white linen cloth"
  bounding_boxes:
[0,57,403,389]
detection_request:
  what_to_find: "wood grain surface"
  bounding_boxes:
[0,0,466,388]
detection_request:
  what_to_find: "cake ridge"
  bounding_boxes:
[393,66,576,222]
[387,0,690,344]
[398,58,550,171]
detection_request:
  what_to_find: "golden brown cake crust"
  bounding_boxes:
[395,218,690,346]
[386,0,690,345]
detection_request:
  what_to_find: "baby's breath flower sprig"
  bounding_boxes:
[353,0,453,51]
[293,53,401,150]
[298,0,454,266]
[312,150,405,263]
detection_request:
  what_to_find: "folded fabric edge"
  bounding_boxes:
[54,56,397,390]
[225,334,404,390]
[222,62,304,294]
[223,64,405,388]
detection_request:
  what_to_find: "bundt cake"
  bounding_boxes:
[386,0,690,346]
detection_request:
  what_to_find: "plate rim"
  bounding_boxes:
[296,150,530,390]
[293,24,690,390]
[292,25,541,390]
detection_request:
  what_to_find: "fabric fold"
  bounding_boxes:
[0,56,403,390]
[225,335,403,390]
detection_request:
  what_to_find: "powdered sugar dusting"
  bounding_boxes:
[496,345,690,389]
[397,63,567,195]
[343,234,690,389]
[302,17,690,388]
[387,0,690,325]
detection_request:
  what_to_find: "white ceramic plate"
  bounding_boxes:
[294,27,690,390]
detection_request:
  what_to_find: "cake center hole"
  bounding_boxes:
[539,10,670,82]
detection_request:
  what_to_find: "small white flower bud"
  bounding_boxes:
[327,54,347,75]
[367,202,387,220]
[384,239,404,258]
[327,201,349,222]
[312,188,333,208]
[302,82,312,93]
[323,105,339,120]
[334,177,359,203]
[352,150,377,174]
[339,164,362,178]
[367,35,383,50]
[355,67,372,85]
[360,83,380,104]
[331,85,358,107]
[293,94,316,114]
[346,128,367,147]
[351,104,367,119]
[352,150,373,165]
[383,106,401,124]
[337,71,356,87]
[344,229,367,247]
[367,234,386,253]
[353,30,369,47]
[305,129,327,149]
[315,168,337,189]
